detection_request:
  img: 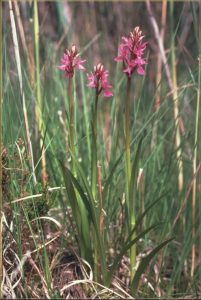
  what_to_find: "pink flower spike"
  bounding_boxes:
[115,26,148,77]
[58,45,86,79]
[87,63,113,98]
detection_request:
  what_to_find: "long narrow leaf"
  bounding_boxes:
[67,154,108,284]
[102,152,123,199]
[106,223,159,286]
[60,162,93,265]
[131,237,174,295]
[129,135,144,207]
[135,193,166,229]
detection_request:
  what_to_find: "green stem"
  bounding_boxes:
[34,0,47,185]
[0,1,2,296]
[91,91,99,199]
[91,91,99,280]
[125,76,136,281]
[80,73,91,161]
[125,77,132,191]
[68,78,75,174]
[191,48,201,277]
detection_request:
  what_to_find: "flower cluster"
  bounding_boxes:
[58,45,86,78]
[87,63,113,97]
[58,27,147,96]
[115,26,147,77]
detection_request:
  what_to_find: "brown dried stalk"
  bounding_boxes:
[151,0,167,150]
[146,0,183,193]
[9,0,37,185]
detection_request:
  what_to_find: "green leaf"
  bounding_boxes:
[102,152,123,199]
[135,193,166,229]
[91,120,97,199]
[106,223,159,286]
[129,135,144,212]
[131,237,174,296]
[59,161,80,226]
[67,154,108,284]
[59,161,93,266]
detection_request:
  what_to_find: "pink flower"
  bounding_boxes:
[58,45,86,78]
[115,26,148,77]
[87,63,113,97]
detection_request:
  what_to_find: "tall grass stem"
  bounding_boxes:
[191,41,201,278]
[9,0,37,185]
[34,0,47,185]
[170,0,184,194]
[151,0,167,149]
[0,1,3,296]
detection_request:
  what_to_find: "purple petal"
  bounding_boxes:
[103,89,113,97]
[137,66,145,75]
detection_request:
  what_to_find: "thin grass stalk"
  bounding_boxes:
[9,0,36,185]
[146,0,172,90]
[146,0,184,193]
[151,0,167,149]
[155,0,167,108]
[34,0,47,185]
[191,39,201,278]
[0,1,2,296]
[170,1,184,194]
[13,0,33,82]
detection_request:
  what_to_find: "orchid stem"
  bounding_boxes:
[68,78,76,174]
[91,91,98,199]
[125,76,136,281]
[91,91,99,281]
[125,77,132,188]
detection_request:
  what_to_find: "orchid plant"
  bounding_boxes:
[58,45,85,173]
[115,26,148,281]
[87,63,113,279]
[58,29,172,293]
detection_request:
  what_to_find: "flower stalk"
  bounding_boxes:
[58,45,85,172]
[91,90,98,199]
[115,26,147,281]
[87,63,113,199]
[68,77,75,173]
[125,76,132,191]
[125,76,137,280]
[87,63,113,281]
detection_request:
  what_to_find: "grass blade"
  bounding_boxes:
[60,161,93,266]
[131,237,174,295]
[106,223,159,286]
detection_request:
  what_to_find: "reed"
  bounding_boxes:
[34,0,48,185]
[0,1,2,297]
[191,2,201,276]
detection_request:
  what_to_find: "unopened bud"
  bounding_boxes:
[71,45,77,56]
[96,63,103,73]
